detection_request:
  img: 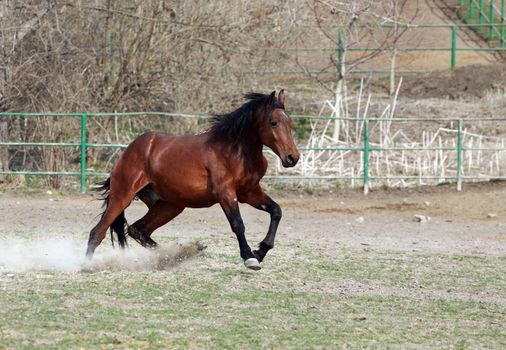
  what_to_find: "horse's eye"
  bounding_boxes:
[271,120,278,127]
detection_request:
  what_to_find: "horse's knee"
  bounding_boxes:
[270,204,282,221]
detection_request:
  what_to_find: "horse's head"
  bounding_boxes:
[258,90,300,168]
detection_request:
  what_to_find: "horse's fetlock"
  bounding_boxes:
[240,248,255,260]
[259,241,274,250]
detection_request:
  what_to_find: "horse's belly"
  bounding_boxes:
[165,188,216,208]
[147,139,216,207]
[151,174,215,208]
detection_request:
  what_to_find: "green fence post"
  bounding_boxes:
[457,119,463,191]
[501,0,505,47]
[490,0,495,40]
[363,119,370,195]
[459,0,464,6]
[337,26,344,76]
[451,26,457,69]
[469,0,475,18]
[80,114,88,193]
[479,0,484,25]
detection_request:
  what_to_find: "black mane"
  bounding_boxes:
[209,92,284,141]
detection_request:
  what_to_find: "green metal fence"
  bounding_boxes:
[2,112,506,194]
[330,23,506,71]
[331,24,475,71]
[262,22,506,77]
[459,0,505,44]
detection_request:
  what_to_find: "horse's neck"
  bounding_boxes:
[218,131,264,164]
[240,131,264,157]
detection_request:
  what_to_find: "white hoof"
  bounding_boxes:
[244,258,261,270]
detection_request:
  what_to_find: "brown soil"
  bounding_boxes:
[399,62,506,99]
[1,181,505,269]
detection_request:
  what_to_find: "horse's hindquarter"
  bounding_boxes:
[146,133,215,207]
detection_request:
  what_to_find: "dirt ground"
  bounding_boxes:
[1,181,505,261]
[398,62,506,99]
[1,183,505,348]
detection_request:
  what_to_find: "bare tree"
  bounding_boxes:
[0,0,301,187]
[296,0,414,90]
[292,0,416,141]
[0,0,55,182]
[0,0,423,188]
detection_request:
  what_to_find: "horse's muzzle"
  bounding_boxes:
[282,154,299,168]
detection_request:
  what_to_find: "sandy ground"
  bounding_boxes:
[1,181,505,272]
[326,0,497,72]
[394,0,497,69]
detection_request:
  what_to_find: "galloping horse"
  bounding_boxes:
[86,90,300,270]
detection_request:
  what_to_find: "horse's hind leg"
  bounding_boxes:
[128,200,184,248]
[86,197,129,257]
[86,174,148,258]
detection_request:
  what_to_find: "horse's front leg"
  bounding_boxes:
[218,191,260,270]
[240,186,282,263]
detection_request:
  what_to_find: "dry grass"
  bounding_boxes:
[1,188,506,349]
[0,236,504,349]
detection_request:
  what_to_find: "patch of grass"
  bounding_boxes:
[0,241,505,349]
[303,186,314,195]
[293,117,311,140]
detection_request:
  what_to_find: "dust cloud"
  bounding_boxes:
[0,237,205,273]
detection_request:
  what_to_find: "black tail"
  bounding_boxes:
[96,178,128,249]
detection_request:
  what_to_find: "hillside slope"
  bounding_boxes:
[359,0,497,72]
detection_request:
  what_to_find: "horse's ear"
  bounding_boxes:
[278,89,286,106]
[267,91,276,106]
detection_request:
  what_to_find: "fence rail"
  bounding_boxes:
[283,22,506,75]
[2,113,506,193]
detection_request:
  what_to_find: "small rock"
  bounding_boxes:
[195,241,207,251]
[355,216,365,223]
[487,213,498,219]
[414,214,429,223]
[424,201,431,206]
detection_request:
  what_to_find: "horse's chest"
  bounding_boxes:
[235,164,266,190]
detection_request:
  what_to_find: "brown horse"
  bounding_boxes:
[86,90,300,270]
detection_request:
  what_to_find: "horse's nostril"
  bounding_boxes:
[287,154,295,165]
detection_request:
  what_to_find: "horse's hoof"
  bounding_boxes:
[244,258,261,270]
